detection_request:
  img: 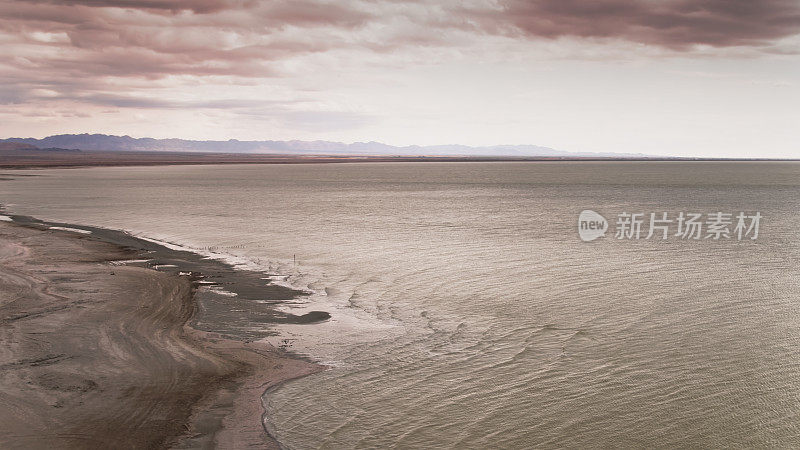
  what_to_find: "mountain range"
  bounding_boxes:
[2,134,646,158]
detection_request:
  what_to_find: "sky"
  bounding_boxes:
[1,0,799,158]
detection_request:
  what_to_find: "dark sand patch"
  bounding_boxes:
[0,219,324,448]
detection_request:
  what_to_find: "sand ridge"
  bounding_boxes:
[0,221,321,448]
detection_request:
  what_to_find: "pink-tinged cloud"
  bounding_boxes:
[1,0,799,140]
[30,0,234,13]
[495,0,800,49]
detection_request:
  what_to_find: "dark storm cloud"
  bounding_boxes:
[7,0,371,25]
[29,0,234,13]
[493,0,800,49]
[1,0,799,115]
[0,0,367,78]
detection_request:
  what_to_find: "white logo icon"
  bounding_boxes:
[578,210,608,242]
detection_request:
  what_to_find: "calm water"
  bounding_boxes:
[2,162,800,448]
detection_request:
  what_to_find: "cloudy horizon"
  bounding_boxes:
[2,0,799,158]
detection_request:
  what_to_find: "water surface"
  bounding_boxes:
[2,162,799,448]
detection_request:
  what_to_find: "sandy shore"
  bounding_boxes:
[0,220,322,448]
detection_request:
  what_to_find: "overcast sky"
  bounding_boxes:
[1,0,799,157]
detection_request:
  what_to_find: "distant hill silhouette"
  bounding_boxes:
[1,134,646,157]
[0,142,38,151]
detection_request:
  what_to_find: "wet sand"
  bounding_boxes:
[0,219,322,448]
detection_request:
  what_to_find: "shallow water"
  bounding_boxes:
[2,162,800,448]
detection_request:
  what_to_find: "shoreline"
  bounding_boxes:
[3,149,796,170]
[0,212,328,447]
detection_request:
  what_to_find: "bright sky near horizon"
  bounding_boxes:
[1,0,799,158]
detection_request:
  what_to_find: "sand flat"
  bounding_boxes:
[0,221,320,448]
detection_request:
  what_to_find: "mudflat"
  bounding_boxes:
[0,221,320,448]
